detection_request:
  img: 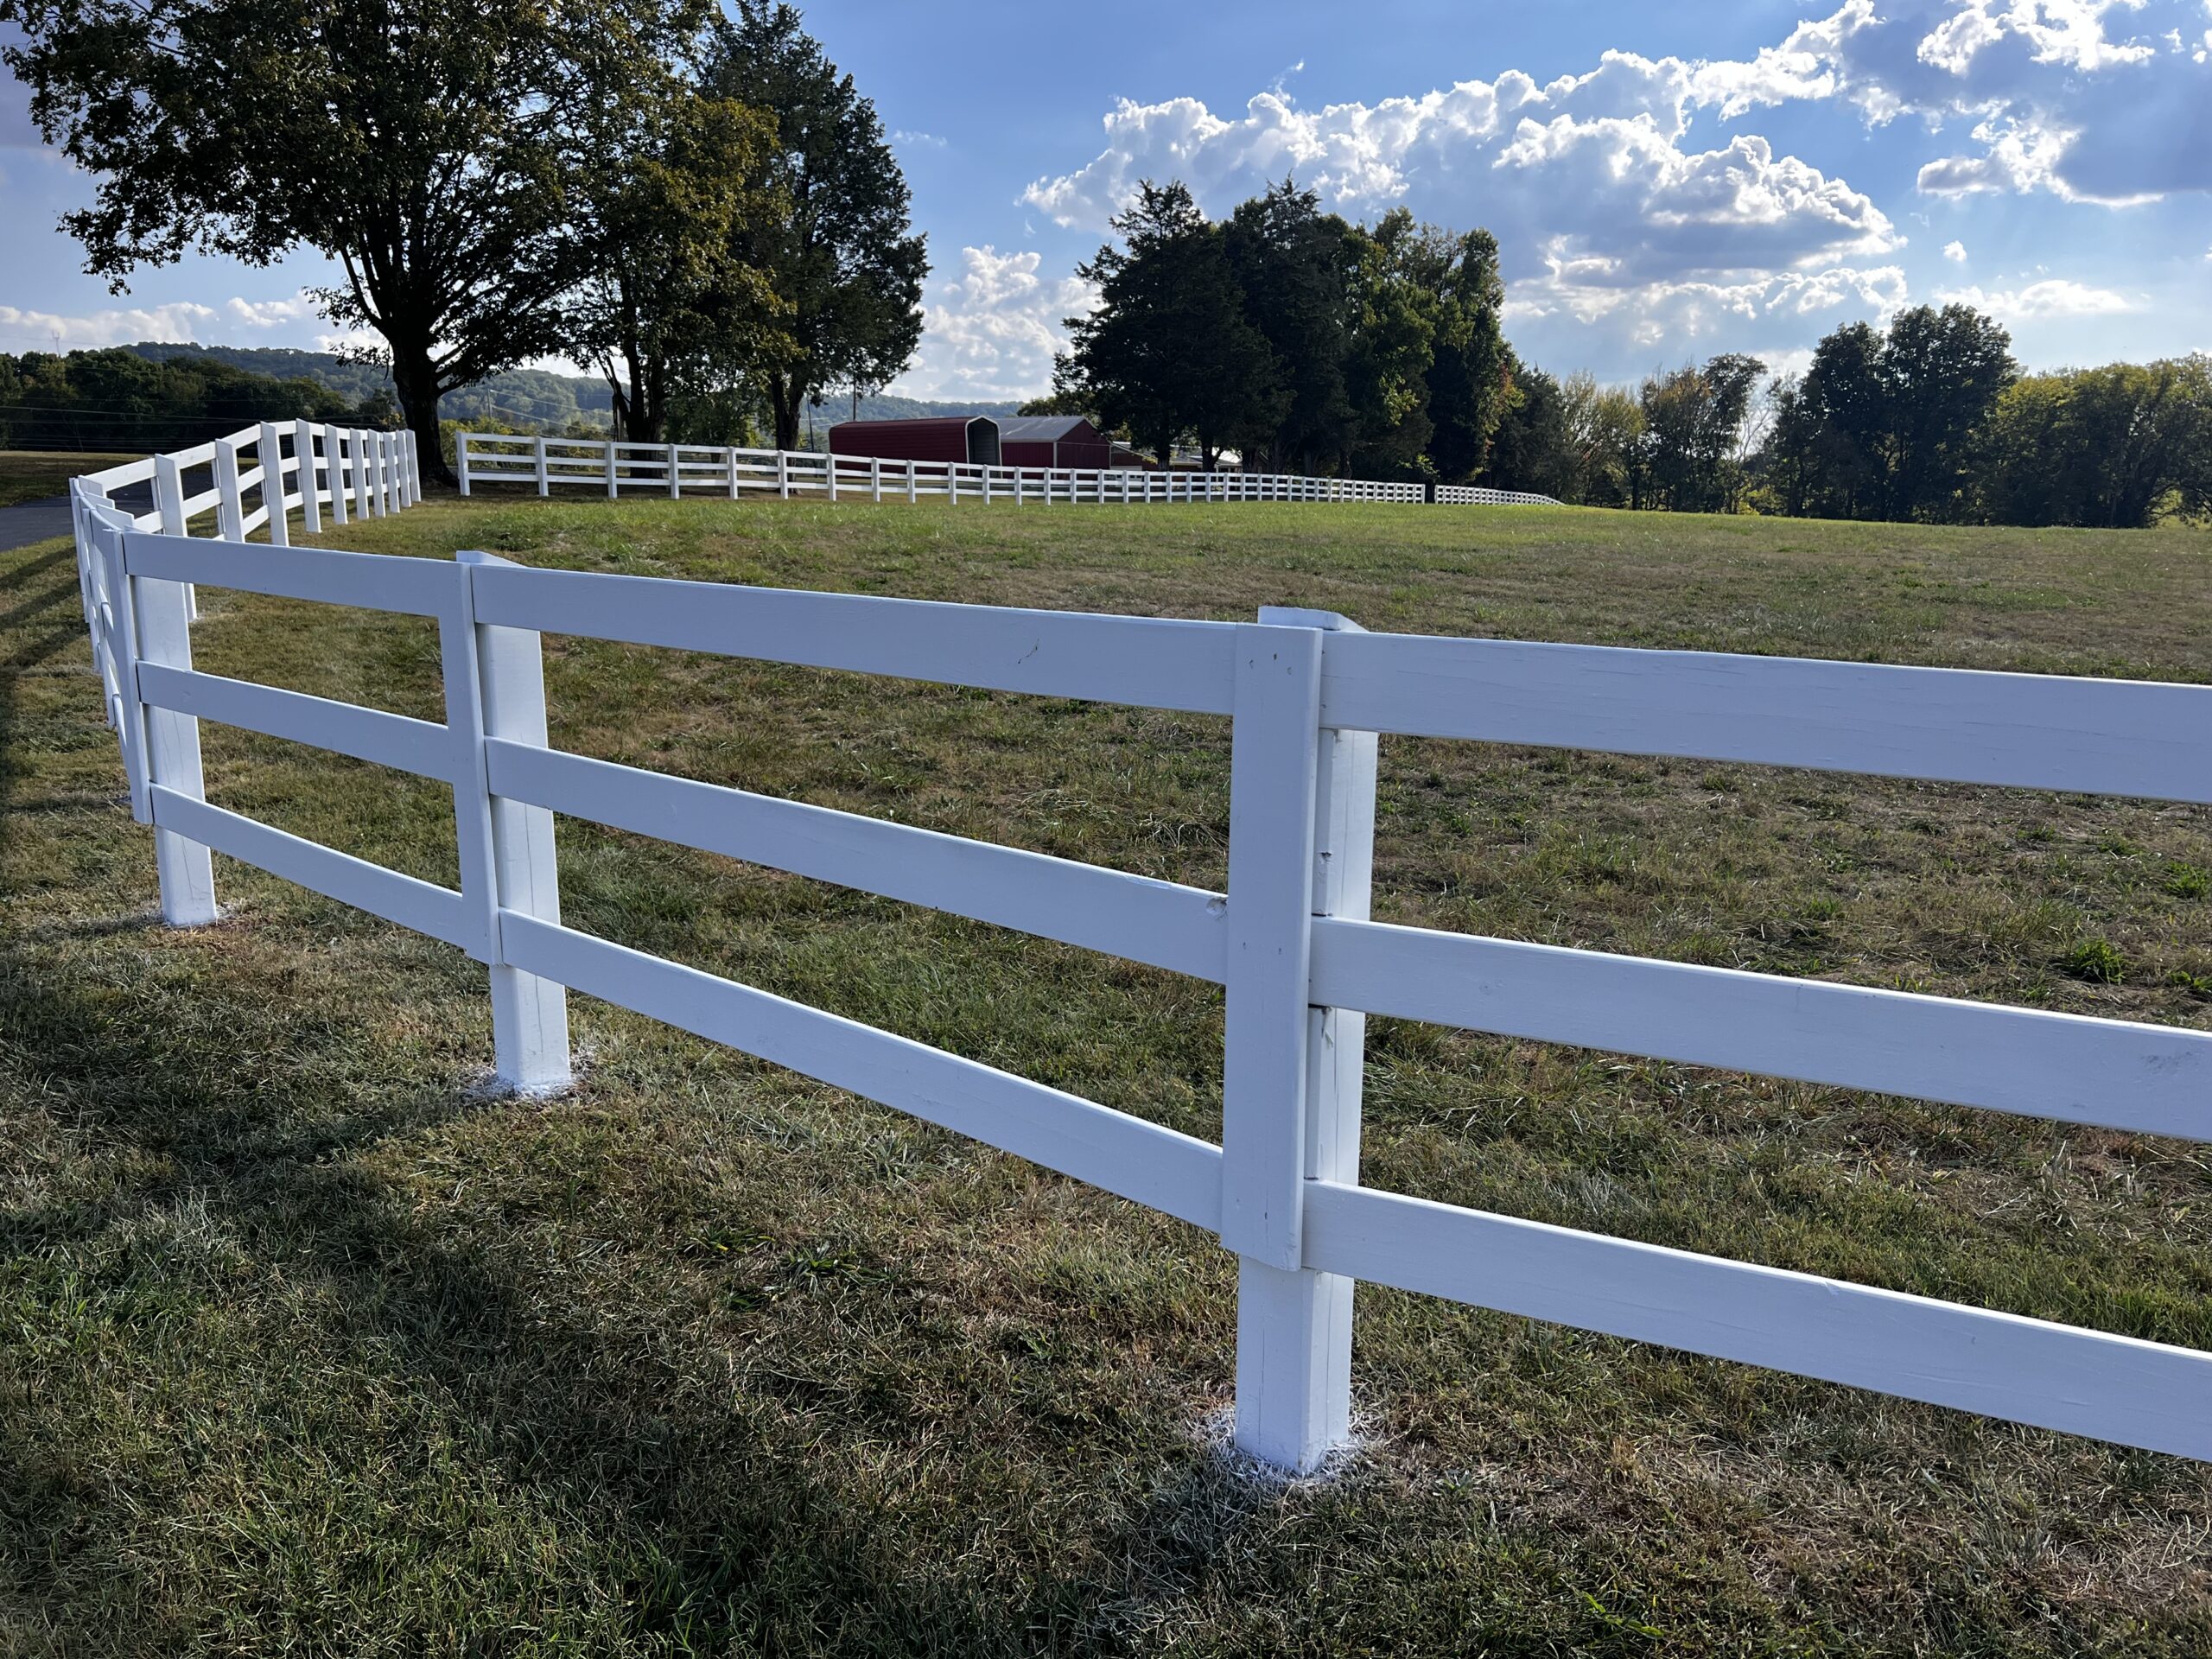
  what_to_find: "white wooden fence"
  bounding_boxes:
[66,472,2212,1474]
[456,432,1560,507]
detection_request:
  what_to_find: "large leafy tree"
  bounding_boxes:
[1223,180,1357,472]
[1341,213,1439,480]
[1977,357,2212,528]
[1631,353,1763,512]
[1063,181,1284,469]
[2,0,703,482]
[1404,225,1510,482]
[1878,303,2016,521]
[705,2,925,452]
[560,86,786,442]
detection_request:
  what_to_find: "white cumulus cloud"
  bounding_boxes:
[892,245,1096,401]
[1933,277,2135,318]
[1942,238,1968,260]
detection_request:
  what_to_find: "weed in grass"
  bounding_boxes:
[2062,937,2129,984]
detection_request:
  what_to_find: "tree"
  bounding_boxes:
[1341,211,1439,480]
[1634,353,1762,512]
[2,0,702,482]
[1063,181,1284,469]
[1483,357,1575,498]
[1878,303,2015,520]
[1410,226,1511,482]
[560,85,785,442]
[1223,180,1357,472]
[1978,358,2212,528]
[1560,371,1643,507]
[705,3,925,452]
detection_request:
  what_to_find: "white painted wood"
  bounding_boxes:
[1232,610,1372,1470]
[467,565,1241,714]
[451,550,570,1090]
[124,532,457,617]
[776,448,789,499]
[1220,623,1325,1271]
[1317,630,2212,804]
[906,459,918,504]
[131,564,217,925]
[295,420,321,533]
[499,912,1224,1229]
[484,738,1229,979]
[149,785,467,946]
[1308,918,2212,1141]
[137,663,452,779]
[149,454,197,621]
[257,423,290,546]
[325,427,349,524]
[872,456,883,501]
[353,430,373,520]
[1303,1179,2212,1461]
[456,431,473,496]
[213,440,245,540]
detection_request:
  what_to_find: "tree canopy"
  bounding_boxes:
[704,2,927,452]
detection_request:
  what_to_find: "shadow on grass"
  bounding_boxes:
[0,543,1281,1654]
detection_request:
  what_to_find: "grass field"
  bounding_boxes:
[0,452,140,510]
[4,494,2211,1656]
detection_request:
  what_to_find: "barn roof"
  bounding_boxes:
[998,416,1093,442]
[828,416,988,435]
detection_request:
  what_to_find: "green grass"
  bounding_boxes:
[0,452,138,509]
[4,494,2211,1656]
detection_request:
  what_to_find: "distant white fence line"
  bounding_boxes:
[457,432,1560,508]
[66,474,2212,1474]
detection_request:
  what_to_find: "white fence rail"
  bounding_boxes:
[456,432,1560,508]
[66,483,2212,1474]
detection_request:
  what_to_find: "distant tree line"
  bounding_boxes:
[0,347,395,453]
[1485,308,2212,527]
[3,0,928,480]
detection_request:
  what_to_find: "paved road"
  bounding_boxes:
[0,494,75,553]
[0,479,162,555]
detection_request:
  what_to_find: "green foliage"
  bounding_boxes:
[1484,358,1575,498]
[1223,180,1357,472]
[1977,357,2212,529]
[561,80,788,442]
[1762,306,2018,522]
[0,347,392,453]
[0,0,714,480]
[2061,938,2127,984]
[1062,187,1510,481]
[1063,180,1285,469]
[705,2,927,452]
[1633,353,1764,512]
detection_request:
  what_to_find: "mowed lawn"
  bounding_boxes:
[4,493,2211,1656]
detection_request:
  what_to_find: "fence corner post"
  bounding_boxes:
[457,430,474,497]
[448,550,571,1094]
[1224,607,1375,1473]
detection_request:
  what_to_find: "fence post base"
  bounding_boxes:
[1235,1257,1356,1470]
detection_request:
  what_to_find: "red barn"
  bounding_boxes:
[997,416,1111,471]
[829,416,1000,467]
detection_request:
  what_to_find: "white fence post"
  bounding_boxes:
[354,430,374,520]
[151,454,197,621]
[727,446,741,500]
[448,550,571,1092]
[326,427,350,526]
[213,439,245,541]
[295,419,321,534]
[777,449,790,499]
[827,450,839,502]
[257,423,290,546]
[1220,616,1342,1471]
[906,459,918,504]
[871,456,882,502]
[667,442,681,500]
[124,528,219,925]
[458,430,473,497]
[1247,607,1375,1471]
[605,439,619,499]
[537,436,550,498]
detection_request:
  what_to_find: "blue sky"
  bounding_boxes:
[4,1,2209,398]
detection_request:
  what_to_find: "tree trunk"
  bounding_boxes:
[766,372,805,452]
[390,345,451,486]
